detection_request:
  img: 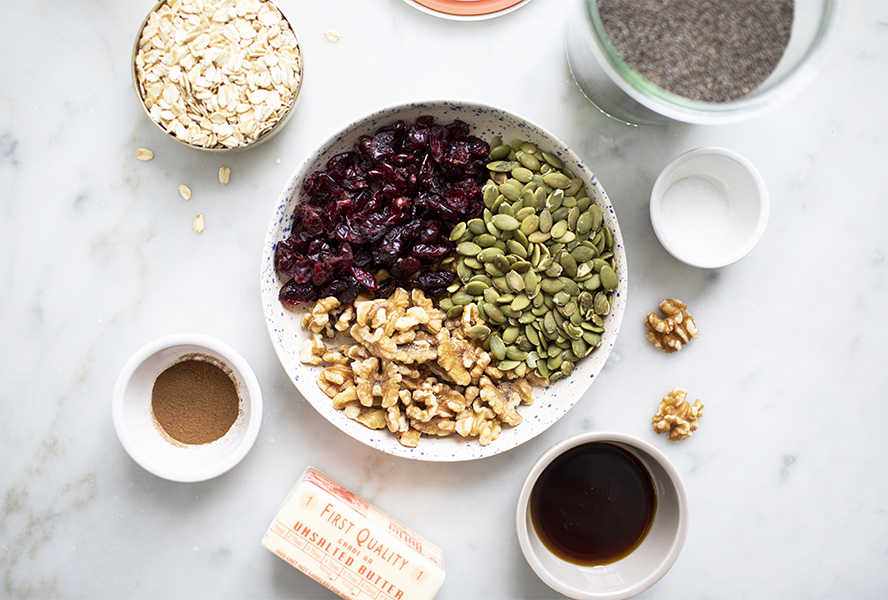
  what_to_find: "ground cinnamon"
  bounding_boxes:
[151,355,240,445]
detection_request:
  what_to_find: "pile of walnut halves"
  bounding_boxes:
[299,288,548,447]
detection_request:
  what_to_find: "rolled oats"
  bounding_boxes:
[179,184,192,200]
[135,0,302,149]
[193,213,204,232]
[218,165,231,185]
[324,29,341,42]
[136,148,154,161]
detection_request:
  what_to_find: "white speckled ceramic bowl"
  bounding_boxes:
[112,333,262,482]
[260,100,627,461]
[516,432,689,600]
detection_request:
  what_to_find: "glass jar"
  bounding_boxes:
[565,0,845,126]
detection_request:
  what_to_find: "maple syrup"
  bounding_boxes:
[529,442,656,566]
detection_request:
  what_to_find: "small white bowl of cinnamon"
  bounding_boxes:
[112,333,262,482]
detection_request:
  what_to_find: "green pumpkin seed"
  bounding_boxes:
[451,291,473,306]
[514,206,536,222]
[590,204,603,231]
[497,359,520,371]
[493,254,510,273]
[560,253,578,277]
[576,211,593,235]
[533,186,548,210]
[599,265,618,291]
[543,172,571,189]
[502,326,520,345]
[524,270,540,294]
[545,262,563,278]
[583,331,602,347]
[593,291,610,315]
[553,291,570,306]
[457,241,481,256]
[510,259,532,273]
[499,182,521,202]
[507,239,527,258]
[538,209,553,233]
[449,222,467,241]
[489,144,511,160]
[511,294,531,311]
[550,220,568,239]
[528,231,551,243]
[547,354,564,370]
[512,167,534,183]
[506,270,525,292]
[568,206,580,230]
[478,246,505,262]
[517,151,541,171]
[543,311,558,335]
[571,244,595,262]
[475,233,497,248]
[540,278,564,294]
[465,324,491,340]
[467,218,486,235]
[506,346,528,361]
[551,206,570,224]
[465,281,488,296]
[487,160,513,172]
[541,151,563,169]
[491,214,520,231]
[446,305,465,320]
[485,303,506,323]
[565,178,583,197]
[519,214,540,235]
[489,335,507,360]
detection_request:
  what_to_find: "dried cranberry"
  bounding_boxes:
[276,115,489,303]
[279,279,319,306]
[412,270,456,290]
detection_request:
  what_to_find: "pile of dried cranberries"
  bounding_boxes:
[275,116,490,305]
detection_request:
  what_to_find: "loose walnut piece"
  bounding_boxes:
[652,388,704,441]
[645,298,700,353]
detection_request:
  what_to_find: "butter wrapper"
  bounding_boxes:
[262,467,445,600]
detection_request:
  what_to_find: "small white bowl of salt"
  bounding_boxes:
[650,148,769,269]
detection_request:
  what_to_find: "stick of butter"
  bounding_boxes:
[262,467,445,600]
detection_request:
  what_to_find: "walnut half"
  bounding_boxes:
[652,388,704,441]
[644,298,699,353]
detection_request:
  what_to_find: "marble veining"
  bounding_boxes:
[1,0,888,598]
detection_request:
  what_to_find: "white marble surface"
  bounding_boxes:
[1,0,887,598]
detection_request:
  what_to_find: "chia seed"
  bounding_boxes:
[597,0,794,103]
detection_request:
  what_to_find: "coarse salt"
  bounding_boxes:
[660,175,730,257]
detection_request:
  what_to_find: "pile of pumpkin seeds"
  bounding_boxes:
[438,137,618,382]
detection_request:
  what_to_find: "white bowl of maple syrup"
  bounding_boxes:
[112,333,262,482]
[516,432,688,600]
